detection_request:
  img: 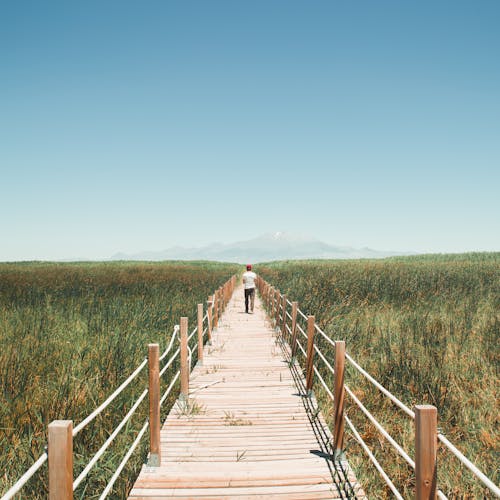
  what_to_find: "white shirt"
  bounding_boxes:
[242,271,257,289]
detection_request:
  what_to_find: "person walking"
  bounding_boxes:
[242,264,257,313]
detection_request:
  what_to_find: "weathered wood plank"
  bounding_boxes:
[129,285,365,499]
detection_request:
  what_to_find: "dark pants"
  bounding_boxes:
[244,288,255,312]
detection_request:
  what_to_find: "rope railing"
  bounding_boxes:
[1,454,48,500]
[256,276,499,500]
[345,414,404,500]
[1,274,237,500]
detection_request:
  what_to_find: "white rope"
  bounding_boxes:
[159,348,180,378]
[345,385,415,468]
[296,339,307,357]
[286,311,292,321]
[286,298,293,307]
[314,323,336,348]
[160,371,180,406]
[345,415,404,500]
[1,452,47,500]
[313,344,335,376]
[297,307,308,321]
[98,419,148,500]
[73,388,148,490]
[345,352,415,419]
[438,433,500,497]
[296,323,308,339]
[159,325,179,362]
[73,358,148,436]
[313,365,334,401]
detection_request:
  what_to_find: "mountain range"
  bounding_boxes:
[110,232,411,263]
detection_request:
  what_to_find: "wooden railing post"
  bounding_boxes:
[48,420,73,500]
[213,290,219,327]
[281,294,287,338]
[290,301,298,359]
[180,317,189,401]
[415,405,437,500]
[197,303,204,365]
[148,343,160,466]
[275,290,281,328]
[305,315,315,396]
[333,340,345,458]
[207,296,213,344]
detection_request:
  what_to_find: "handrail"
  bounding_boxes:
[437,433,500,496]
[73,388,149,490]
[345,352,415,419]
[344,384,415,468]
[2,273,237,500]
[1,453,48,500]
[98,420,149,500]
[73,358,148,436]
[314,323,336,348]
[345,415,404,500]
[159,325,179,361]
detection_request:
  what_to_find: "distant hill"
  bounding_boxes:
[110,232,411,263]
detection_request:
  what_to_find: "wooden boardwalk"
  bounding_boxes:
[129,286,364,499]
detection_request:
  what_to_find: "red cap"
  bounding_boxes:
[246,264,252,270]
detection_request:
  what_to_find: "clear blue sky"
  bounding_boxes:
[1,1,499,260]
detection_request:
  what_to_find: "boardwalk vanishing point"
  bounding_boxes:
[129,285,365,499]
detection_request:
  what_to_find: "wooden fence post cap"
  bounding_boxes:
[415,405,437,412]
[49,420,72,429]
[148,343,159,348]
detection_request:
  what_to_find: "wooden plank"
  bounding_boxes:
[129,284,365,499]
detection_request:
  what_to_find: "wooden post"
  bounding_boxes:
[48,420,73,500]
[281,295,287,338]
[207,296,213,344]
[275,290,281,327]
[290,301,298,359]
[197,303,204,364]
[213,290,219,327]
[305,315,315,395]
[415,405,438,500]
[180,317,189,401]
[148,343,160,466]
[333,340,345,457]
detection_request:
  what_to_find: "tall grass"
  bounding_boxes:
[0,261,239,498]
[257,253,499,499]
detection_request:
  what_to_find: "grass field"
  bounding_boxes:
[256,253,499,499]
[0,261,238,498]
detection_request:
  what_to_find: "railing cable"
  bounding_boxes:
[73,358,148,437]
[345,415,404,500]
[437,433,500,497]
[73,388,148,490]
[344,385,415,468]
[345,352,415,419]
[1,453,47,500]
[98,420,149,500]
